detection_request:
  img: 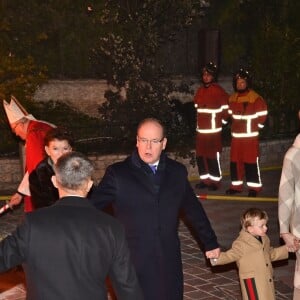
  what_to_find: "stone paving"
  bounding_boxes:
[0,168,295,299]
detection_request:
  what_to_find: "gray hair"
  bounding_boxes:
[54,152,94,190]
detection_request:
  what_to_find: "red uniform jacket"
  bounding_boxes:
[194,83,229,134]
[228,90,268,138]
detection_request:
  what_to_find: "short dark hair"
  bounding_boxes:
[44,127,74,148]
[54,152,94,190]
[137,118,166,138]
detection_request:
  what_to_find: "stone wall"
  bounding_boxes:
[34,79,108,118]
[0,138,292,193]
[33,77,234,117]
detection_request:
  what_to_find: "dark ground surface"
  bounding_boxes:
[0,168,295,299]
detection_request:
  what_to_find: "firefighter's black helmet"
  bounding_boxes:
[202,62,218,78]
[233,68,252,90]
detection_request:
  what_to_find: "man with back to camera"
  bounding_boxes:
[0,151,143,300]
[90,117,220,300]
[194,62,229,191]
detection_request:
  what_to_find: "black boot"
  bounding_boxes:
[248,190,257,197]
[226,189,241,195]
[208,184,219,191]
[195,182,208,189]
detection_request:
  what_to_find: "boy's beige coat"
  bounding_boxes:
[214,230,288,300]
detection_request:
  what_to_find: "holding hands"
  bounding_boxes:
[281,233,300,252]
[205,247,221,259]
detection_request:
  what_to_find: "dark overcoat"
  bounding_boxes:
[90,150,219,300]
[0,196,143,300]
[29,157,58,209]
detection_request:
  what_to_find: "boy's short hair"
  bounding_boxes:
[44,127,74,148]
[241,207,268,230]
[54,151,94,190]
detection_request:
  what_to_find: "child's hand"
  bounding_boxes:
[282,233,298,252]
[286,238,300,252]
[205,248,220,259]
[210,258,218,266]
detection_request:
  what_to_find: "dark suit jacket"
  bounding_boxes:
[29,157,58,209]
[0,196,143,300]
[90,150,219,300]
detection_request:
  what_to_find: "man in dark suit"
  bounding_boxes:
[90,118,220,300]
[0,152,143,300]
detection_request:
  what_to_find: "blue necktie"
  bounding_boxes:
[150,165,157,174]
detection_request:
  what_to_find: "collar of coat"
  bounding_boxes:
[240,229,267,245]
[54,196,94,208]
[130,148,167,174]
[229,89,260,104]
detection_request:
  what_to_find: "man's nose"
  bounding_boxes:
[146,141,152,149]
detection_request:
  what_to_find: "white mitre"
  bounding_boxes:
[3,96,35,126]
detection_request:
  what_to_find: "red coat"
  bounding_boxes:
[194,83,229,157]
[228,90,268,138]
[228,90,268,165]
[24,120,54,212]
[26,120,54,173]
[194,83,229,134]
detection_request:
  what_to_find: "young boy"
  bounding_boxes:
[29,127,74,209]
[209,208,297,300]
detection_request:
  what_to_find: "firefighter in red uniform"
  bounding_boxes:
[194,62,229,190]
[226,69,268,197]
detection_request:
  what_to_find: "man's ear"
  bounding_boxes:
[51,175,58,188]
[87,179,93,192]
[162,137,167,150]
